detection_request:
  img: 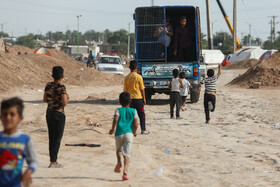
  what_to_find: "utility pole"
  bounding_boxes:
[77,15,82,56]
[246,23,252,46]
[269,19,273,43]
[268,15,278,43]
[0,22,8,34]
[127,22,131,59]
[151,0,154,6]
[206,0,214,49]
[233,0,237,52]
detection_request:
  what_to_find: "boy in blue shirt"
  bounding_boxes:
[0,97,38,187]
[109,92,138,181]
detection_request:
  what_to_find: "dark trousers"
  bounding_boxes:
[130,99,146,131]
[177,46,192,61]
[204,93,216,121]
[46,111,66,162]
[170,92,181,117]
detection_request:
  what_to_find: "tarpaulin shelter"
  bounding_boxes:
[34,47,51,56]
[259,50,278,60]
[230,47,266,64]
[221,54,232,66]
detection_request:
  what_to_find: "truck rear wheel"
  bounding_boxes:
[190,86,200,103]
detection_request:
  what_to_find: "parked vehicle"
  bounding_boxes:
[96,55,123,75]
[134,5,203,103]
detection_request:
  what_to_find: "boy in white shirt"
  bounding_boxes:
[179,72,192,111]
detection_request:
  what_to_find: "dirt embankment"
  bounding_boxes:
[229,52,280,88]
[224,59,260,70]
[0,45,123,92]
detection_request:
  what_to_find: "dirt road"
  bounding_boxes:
[1,69,280,187]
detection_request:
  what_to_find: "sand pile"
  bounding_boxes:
[229,52,280,88]
[0,46,123,92]
[224,59,260,69]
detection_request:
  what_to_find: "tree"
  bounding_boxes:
[213,32,233,54]
[16,34,36,48]
[0,32,9,38]
[201,33,207,49]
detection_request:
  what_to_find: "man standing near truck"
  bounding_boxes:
[173,16,194,61]
[124,60,149,135]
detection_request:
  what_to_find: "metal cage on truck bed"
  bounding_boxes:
[134,6,201,62]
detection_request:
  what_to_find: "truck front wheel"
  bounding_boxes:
[190,86,200,103]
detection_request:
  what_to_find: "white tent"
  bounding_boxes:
[230,47,266,64]
[202,50,225,68]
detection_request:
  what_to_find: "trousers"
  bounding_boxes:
[204,93,216,121]
[46,111,66,162]
[130,99,146,131]
[170,91,181,117]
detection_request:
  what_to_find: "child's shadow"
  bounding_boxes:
[33,176,122,182]
[148,99,169,105]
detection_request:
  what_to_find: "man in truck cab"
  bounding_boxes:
[154,16,173,60]
[173,16,194,61]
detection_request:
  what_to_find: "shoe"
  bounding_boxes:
[180,107,185,111]
[141,130,150,135]
[170,116,175,119]
[205,120,210,124]
[48,162,63,168]
[176,117,183,120]
[208,101,213,111]
[122,174,129,180]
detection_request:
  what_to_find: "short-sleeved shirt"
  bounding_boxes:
[0,131,38,187]
[180,79,191,96]
[114,107,138,136]
[124,72,145,99]
[44,82,67,113]
[201,75,219,93]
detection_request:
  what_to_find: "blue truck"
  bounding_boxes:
[134,6,202,103]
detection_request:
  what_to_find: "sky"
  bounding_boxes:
[1,0,280,42]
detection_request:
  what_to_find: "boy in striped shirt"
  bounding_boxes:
[197,64,221,124]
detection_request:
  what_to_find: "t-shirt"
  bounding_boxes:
[180,79,191,96]
[0,131,38,187]
[44,82,67,113]
[171,78,180,92]
[114,107,138,136]
[88,52,95,60]
[158,25,173,47]
[201,75,219,93]
[124,72,145,99]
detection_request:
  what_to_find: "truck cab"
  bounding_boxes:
[134,6,202,103]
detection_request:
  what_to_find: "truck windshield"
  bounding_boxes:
[100,57,120,64]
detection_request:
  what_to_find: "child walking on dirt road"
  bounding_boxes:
[109,92,138,181]
[44,66,69,168]
[169,69,183,119]
[196,64,222,124]
[179,72,192,111]
[124,60,149,134]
